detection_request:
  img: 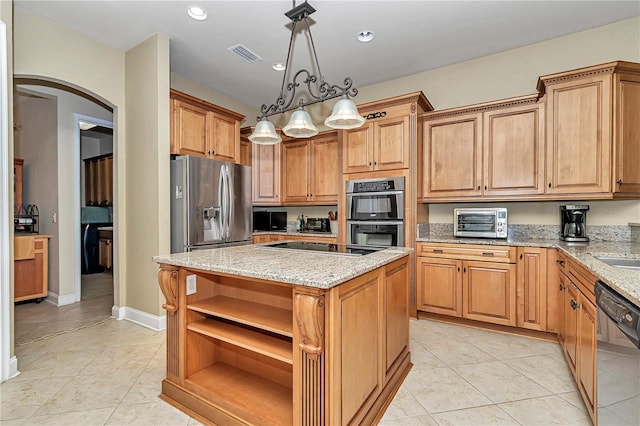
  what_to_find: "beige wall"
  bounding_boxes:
[125,34,170,317]
[1,0,15,359]
[355,17,640,226]
[170,72,257,127]
[13,6,127,308]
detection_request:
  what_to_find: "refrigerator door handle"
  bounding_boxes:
[218,165,225,240]
[225,165,233,241]
[222,164,230,241]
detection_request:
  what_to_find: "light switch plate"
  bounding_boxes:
[186,274,197,295]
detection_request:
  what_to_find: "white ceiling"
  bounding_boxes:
[14,1,640,111]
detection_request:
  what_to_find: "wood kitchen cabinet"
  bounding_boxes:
[170,89,244,164]
[416,243,517,327]
[239,127,252,167]
[281,131,339,205]
[557,257,597,422]
[538,61,640,198]
[14,235,50,302]
[343,115,410,173]
[84,153,113,206]
[516,247,548,331]
[252,142,281,205]
[98,228,113,270]
[422,95,544,200]
[416,257,463,317]
[253,234,338,244]
[343,92,432,175]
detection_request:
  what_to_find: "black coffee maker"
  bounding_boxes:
[560,205,589,242]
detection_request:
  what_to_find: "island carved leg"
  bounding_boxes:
[294,291,326,426]
[158,264,180,380]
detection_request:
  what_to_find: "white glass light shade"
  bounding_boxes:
[324,98,365,129]
[248,119,282,144]
[282,108,318,138]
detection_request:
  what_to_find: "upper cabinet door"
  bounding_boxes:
[343,125,373,174]
[614,73,640,195]
[210,113,239,163]
[545,75,612,194]
[310,135,339,203]
[374,116,410,171]
[172,99,209,157]
[483,103,545,196]
[281,140,310,204]
[423,112,482,198]
[252,143,281,205]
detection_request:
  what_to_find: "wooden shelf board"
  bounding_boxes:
[188,295,293,337]
[187,318,293,365]
[186,363,292,425]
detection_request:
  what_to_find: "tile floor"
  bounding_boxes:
[1,317,593,425]
[14,272,114,345]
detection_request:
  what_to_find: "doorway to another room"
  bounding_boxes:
[12,83,115,345]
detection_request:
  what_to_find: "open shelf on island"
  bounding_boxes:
[188,295,293,337]
[186,363,293,425]
[187,318,293,364]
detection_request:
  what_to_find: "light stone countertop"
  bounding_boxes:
[153,244,412,289]
[417,234,640,308]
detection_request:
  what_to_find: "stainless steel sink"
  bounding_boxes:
[595,256,640,271]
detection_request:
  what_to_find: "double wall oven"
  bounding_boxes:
[346,177,404,250]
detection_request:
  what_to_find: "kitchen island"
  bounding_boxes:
[153,244,412,425]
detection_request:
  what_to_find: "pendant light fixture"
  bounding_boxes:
[249,1,364,144]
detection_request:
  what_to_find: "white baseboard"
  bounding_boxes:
[116,306,166,331]
[9,356,18,379]
[46,291,77,306]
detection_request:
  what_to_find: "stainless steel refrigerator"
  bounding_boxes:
[170,156,252,253]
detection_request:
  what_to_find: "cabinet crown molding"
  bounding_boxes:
[357,91,433,115]
[536,60,640,93]
[420,94,541,120]
[170,89,245,122]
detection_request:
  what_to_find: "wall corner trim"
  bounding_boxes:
[118,306,166,331]
[46,291,77,306]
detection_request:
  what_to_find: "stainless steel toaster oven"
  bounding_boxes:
[454,208,507,239]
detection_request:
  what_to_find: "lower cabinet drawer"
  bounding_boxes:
[417,242,516,263]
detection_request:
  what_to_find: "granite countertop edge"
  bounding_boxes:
[253,231,337,238]
[417,235,640,308]
[153,245,413,289]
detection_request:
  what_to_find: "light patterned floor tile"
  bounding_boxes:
[431,405,520,426]
[469,331,559,360]
[378,413,438,425]
[403,367,492,413]
[410,344,446,370]
[428,341,496,367]
[380,385,428,421]
[106,401,191,425]
[21,407,115,425]
[498,395,592,425]
[119,366,165,406]
[503,354,576,394]
[453,361,551,403]
[0,377,73,420]
[557,390,587,412]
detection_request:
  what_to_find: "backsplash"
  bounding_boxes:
[418,223,634,242]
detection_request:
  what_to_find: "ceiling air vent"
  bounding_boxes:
[227,43,263,63]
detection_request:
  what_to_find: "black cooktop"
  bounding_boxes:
[264,241,379,256]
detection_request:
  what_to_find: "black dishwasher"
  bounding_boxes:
[594,280,640,424]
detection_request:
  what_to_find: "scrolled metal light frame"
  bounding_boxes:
[256,1,358,122]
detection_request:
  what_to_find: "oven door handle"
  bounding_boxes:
[347,220,404,225]
[346,190,404,197]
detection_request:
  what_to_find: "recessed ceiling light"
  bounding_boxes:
[357,31,375,43]
[272,62,286,71]
[187,6,207,21]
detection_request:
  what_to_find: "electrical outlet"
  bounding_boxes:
[52,212,57,223]
[186,274,197,295]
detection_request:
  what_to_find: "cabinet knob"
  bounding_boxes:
[477,186,480,190]
[617,179,623,185]
[570,299,579,310]
[559,284,565,291]
[374,161,377,166]
[519,254,523,260]
[556,259,565,266]
[458,267,460,272]
[484,185,487,190]
[548,182,552,188]
[463,267,467,273]
[369,162,372,166]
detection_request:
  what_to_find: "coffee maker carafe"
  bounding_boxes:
[560,205,589,242]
